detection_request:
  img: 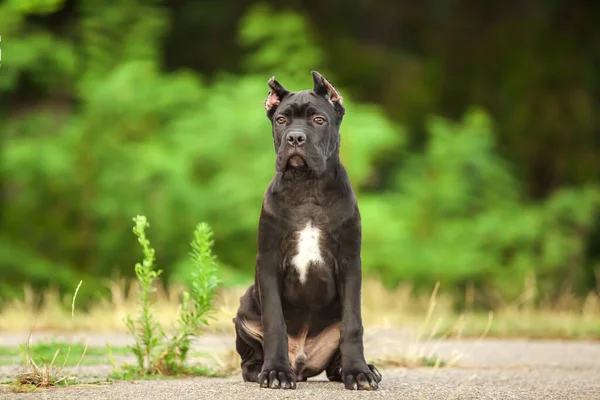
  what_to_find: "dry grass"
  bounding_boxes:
[3,277,599,383]
[364,282,493,372]
[360,279,600,340]
[15,333,87,388]
[12,281,89,390]
[206,348,243,377]
[0,278,599,341]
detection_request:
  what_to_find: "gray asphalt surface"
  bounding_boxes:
[1,329,599,399]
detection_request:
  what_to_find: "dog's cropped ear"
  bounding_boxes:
[265,77,290,112]
[312,71,345,117]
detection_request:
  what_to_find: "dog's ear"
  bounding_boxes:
[265,77,290,112]
[312,71,345,117]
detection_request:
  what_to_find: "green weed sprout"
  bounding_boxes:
[122,216,220,377]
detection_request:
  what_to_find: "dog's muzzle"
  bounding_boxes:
[283,130,308,168]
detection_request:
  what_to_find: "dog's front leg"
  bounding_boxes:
[256,251,296,389]
[338,222,383,390]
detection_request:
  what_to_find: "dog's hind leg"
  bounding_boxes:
[234,317,264,382]
[233,285,265,382]
[325,348,343,382]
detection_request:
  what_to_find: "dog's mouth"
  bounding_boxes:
[276,148,312,173]
[287,155,306,169]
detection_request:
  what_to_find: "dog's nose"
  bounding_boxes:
[286,131,306,147]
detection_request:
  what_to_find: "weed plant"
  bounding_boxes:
[117,216,220,378]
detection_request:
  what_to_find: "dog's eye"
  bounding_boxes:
[314,116,326,125]
[276,116,287,124]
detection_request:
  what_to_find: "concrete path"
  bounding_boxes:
[1,329,599,399]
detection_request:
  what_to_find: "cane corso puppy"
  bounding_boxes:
[232,71,382,391]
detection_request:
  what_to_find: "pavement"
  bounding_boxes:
[0,329,599,399]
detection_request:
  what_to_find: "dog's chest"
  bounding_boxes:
[282,219,338,309]
[290,221,324,284]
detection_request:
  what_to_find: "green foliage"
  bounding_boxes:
[239,3,322,81]
[125,216,164,374]
[161,223,221,374]
[0,1,400,297]
[0,1,599,310]
[360,108,600,305]
[121,216,220,377]
[0,0,77,92]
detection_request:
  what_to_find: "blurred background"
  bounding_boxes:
[1,0,599,317]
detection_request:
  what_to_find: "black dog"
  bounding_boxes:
[232,71,382,391]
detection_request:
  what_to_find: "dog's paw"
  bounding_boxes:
[368,364,383,383]
[342,363,382,390]
[258,367,297,390]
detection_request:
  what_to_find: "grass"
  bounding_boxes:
[0,279,599,340]
[363,282,489,372]
[108,362,223,381]
[359,279,600,341]
[9,281,89,391]
[0,342,129,366]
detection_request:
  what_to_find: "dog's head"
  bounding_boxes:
[264,71,346,176]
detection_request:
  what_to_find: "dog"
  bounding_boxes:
[232,71,382,390]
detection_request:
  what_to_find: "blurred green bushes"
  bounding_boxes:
[360,110,600,306]
[1,1,599,307]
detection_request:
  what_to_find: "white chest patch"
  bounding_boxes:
[291,222,324,284]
